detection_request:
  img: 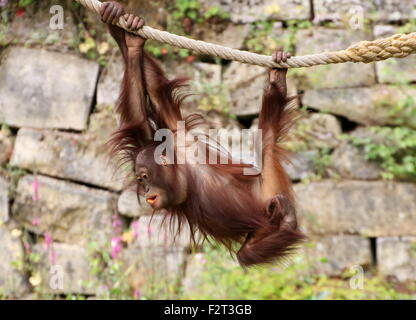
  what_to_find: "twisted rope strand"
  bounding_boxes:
[75,0,416,68]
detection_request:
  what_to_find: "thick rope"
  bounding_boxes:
[75,0,416,68]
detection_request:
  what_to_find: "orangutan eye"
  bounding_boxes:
[137,171,149,183]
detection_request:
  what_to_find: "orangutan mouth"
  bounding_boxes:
[146,195,157,205]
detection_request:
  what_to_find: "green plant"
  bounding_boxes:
[180,245,415,300]
[312,147,332,179]
[145,41,165,58]
[284,109,313,152]
[286,20,312,51]
[197,82,231,114]
[82,239,184,300]
[373,86,416,127]
[2,164,28,201]
[17,237,55,299]
[286,19,313,30]
[399,19,416,34]
[171,0,229,22]
[18,0,35,7]
[171,0,201,22]
[161,1,230,61]
[244,19,311,56]
[245,20,279,54]
[349,126,416,181]
[0,3,11,47]
[203,6,230,21]
[389,93,416,127]
[83,241,132,300]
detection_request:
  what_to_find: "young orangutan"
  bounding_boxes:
[101,1,305,266]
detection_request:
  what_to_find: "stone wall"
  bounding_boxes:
[0,0,415,298]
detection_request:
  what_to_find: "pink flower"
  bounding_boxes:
[111,237,121,247]
[111,236,122,259]
[48,248,56,265]
[31,218,40,226]
[43,232,56,264]
[23,241,30,252]
[133,289,141,299]
[112,214,122,234]
[0,0,9,8]
[44,232,53,250]
[147,224,152,238]
[32,176,39,202]
[131,220,140,239]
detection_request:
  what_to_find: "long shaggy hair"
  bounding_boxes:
[108,51,305,267]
